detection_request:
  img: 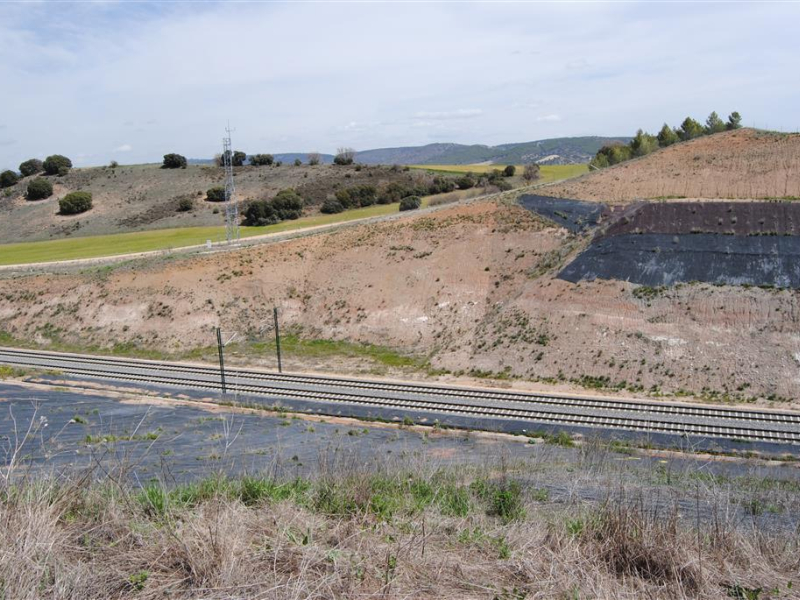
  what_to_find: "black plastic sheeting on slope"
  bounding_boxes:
[559,233,800,287]
[518,194,607,232]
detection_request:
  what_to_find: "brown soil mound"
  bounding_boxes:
[543,129,800,204]
[1,199,798,405]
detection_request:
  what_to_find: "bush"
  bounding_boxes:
[320,198,344,214]
[428,176,456,195]
[294,158,302,166]
[19,158,43,177]
[59,191,92,215]
[177,197,193,212]
[250,154,274,166]
[503,165,516,177]
[26,177,53,200]
[333,148,355,165]
[335,188,356,209]
[522,163,540,182]
[350,184,376,207]
[494,179,513,191]
[243,200,277,226]
[109,160,119,169]
[399,196,421,211]
[233,151,247,167]
[162,153,187,169]
[380,182,413,204]
[43,154,72,176]
[206,187,226,202]
[0,170,18,188]
[271,188,304,219]
[456,175,475,189]
[308,152,321,166]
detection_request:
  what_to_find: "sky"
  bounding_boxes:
[0,1,798,169]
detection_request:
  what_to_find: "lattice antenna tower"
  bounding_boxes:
[222,124,240,244]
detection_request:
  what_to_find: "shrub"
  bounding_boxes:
[109,160,119,169]
[522,163,540,181]
[350,184,376,207]
[333,147,355,165]
[43,154,72,175]
[503,165,516,177]
[494,179,513,191]
[380,182,413,204]
[428,176,456,194]
[271,188,304,219]
[250,154,274,166]
[320,198,344,214]
[0,170,18,188]
[399,196,421,211]
[232,151,247,167]
[59,191,92,215]
[177,197,194,212]
[206,187,226,202]
[26,177,53,200]
[456,175,475,189]
[162,153,187,169]
[307,152,321,166]
[335,188,356,209]
[294,158,302,167]
[243,200,277,226]
[19,158,43,177]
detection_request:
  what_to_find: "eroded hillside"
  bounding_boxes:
[1,199,797,406]
[543,129,800,203]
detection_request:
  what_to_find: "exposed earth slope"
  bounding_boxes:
[543,129,800,203]
[1,198,797,406]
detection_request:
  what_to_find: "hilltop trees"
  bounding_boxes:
[19,159,43,177]
[250,154,274,166]
[0,170,19,188]
[308,152,321,166]
[333,147,356,165]
[26,178,53,200]
[162,153,187,169]
[43,154,72,176]
[232,151,247,167]
[590,111,743,169]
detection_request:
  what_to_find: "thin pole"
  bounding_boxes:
[273,307,282,373]
[216,327,227,394]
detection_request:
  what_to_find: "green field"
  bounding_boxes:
[411,163,588,182]
[0,200,431,267]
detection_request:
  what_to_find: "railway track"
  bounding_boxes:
[1,347,799,445]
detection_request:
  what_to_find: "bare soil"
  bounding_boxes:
[1,198,799,406]
[543,128,800,203]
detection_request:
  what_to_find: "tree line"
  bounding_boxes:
[590,111,742,169]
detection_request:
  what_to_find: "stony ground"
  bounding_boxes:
[1,198,798,406]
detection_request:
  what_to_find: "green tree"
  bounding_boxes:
[399,196,421,211]
[243,200,277,226]
[335,188,356,209]
[456,175,476,189]
[19,159,43,177]
[162,153,187,169]
[333,147,355,165]
[206,186,226,202]
[0,170,18,188]
[43,154,73,176]
[232,151,247,167]
[26,177,53,200]
[726,111,742,130]
[320,198,344,214]
[678,117,704,141]
[59,191,92,214]
[705,111,726,134]
[630,129,658,157]
[294,158,302,166]
[503,165,516,177]
[270,188,304,219]
[657,123,679,147]
[250,154,274,166]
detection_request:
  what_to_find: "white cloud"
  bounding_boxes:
[114,144,133,152]
[413,109,483,120]
[536,114,562,123]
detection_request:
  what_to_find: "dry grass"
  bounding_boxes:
[0,449,797,600]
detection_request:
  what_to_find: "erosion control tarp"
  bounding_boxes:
[603,202,800,237]
[519,194,607,232]
[559,233,800,287]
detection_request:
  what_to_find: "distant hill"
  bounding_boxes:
[354,137,630,166]
[188,137,628,167]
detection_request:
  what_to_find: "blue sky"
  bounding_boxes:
[0,1,798,169]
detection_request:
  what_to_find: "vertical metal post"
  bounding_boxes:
[273,307,282,373]
[216,327,227,394]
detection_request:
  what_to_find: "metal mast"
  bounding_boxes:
[222,124,240,244]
